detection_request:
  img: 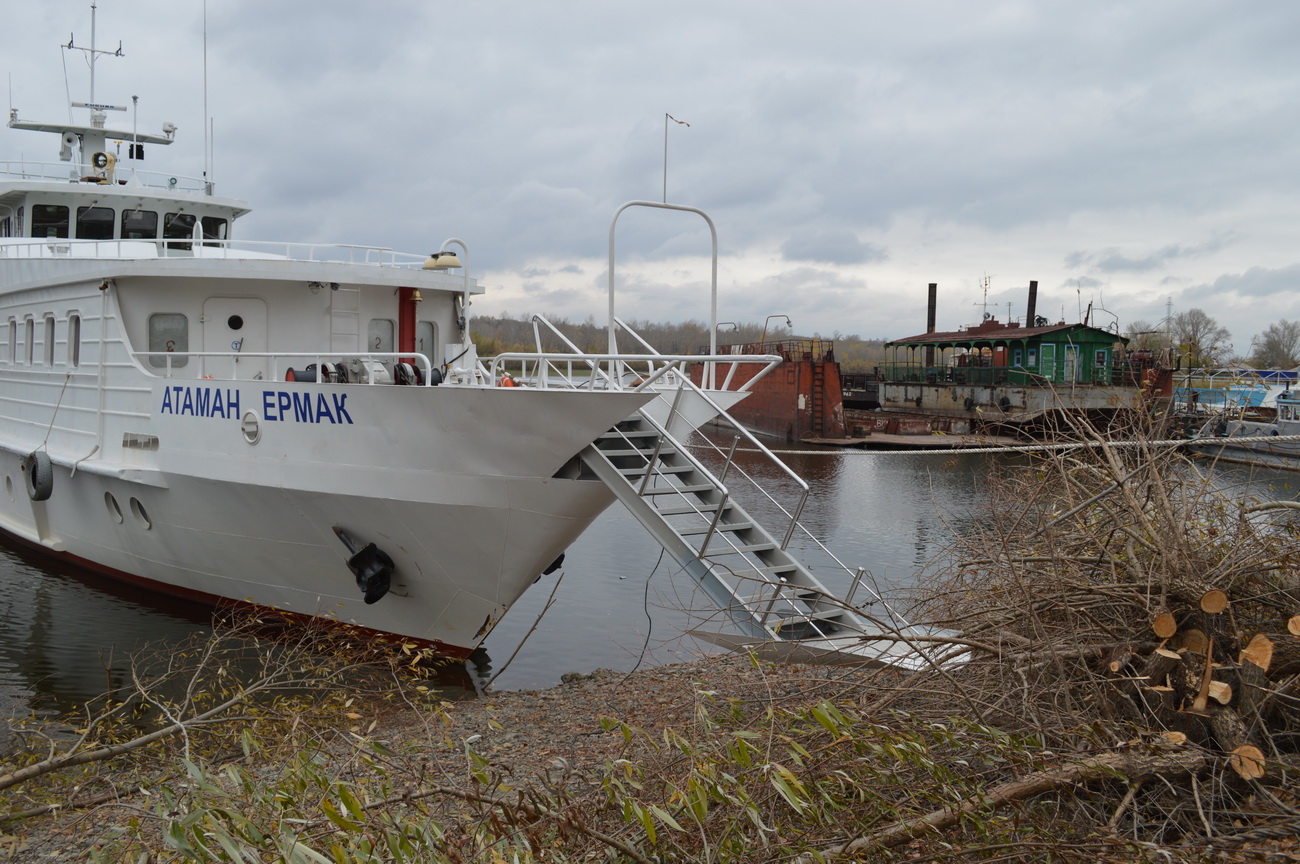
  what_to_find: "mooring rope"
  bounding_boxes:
[693,432,1300,458]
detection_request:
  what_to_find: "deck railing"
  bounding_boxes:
[1,159,211,193]
[132,351,438,385]
[0,236,430,268]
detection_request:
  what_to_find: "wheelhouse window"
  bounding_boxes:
[200,216,228,246]
[43,316,55,366]
[32,204,70,239]
[147,313,189,368]
[76,206,116,240]
[368,319,394,354]
[121,209,159,240]
[163,212,196,250]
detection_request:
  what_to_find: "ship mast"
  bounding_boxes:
[65,1,126,126]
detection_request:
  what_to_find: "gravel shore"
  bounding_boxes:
[2,652,838,861]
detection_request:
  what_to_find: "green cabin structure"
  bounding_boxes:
[877,316,1169,425]
[883,318,1129,387]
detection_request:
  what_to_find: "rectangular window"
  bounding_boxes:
[43,316,55,366]
[163,212,196,250]
[416,321,438,365]
[24,318,34,365]
[368,319,394,354]
[148,313,189,368]
[1094,349,1108,367]
[0,215,10,237]
[121,209,159,239]
[6,319,14,364]
[1012,348,1023,367]
[68,314,81,367]
[75,206,116,240]
[33,204,70,239]
[1026,347,1037,367]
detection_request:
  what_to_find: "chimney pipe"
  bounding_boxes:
[925,283,937,368]
[1026,280,1038,327]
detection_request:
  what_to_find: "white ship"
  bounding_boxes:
[2,6,942,670]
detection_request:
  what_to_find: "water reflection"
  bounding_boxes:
[0,539,212,716]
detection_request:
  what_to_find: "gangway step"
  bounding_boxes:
[679,521,753,536]
[641,483,716,496]
[619,463,695,477]
[600,447,679,460]
[654,501,733,516]
[702,541,777,556]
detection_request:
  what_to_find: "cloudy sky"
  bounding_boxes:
[5,1,1299,356]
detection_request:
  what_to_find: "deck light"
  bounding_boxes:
[422,251,462,271]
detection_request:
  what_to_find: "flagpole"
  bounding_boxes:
[663,113,669,203]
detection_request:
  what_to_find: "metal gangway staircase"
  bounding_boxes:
[578,385,939,670]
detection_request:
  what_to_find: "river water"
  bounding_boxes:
[2,439,1296,715]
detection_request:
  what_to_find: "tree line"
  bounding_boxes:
[470,313,892,372]
[1125,308,1300,369]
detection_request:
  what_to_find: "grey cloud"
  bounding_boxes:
[780,228,888,266]
[1065,237,1236,273]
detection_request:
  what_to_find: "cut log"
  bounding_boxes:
[1288,615,1300,637]
[1229,744,1266,780]
[1152,611,1178,639]
[1207,680,1232,705]
[1240,634,1274,672]
[1173,628,1209,654]
[1199,589,1229,614]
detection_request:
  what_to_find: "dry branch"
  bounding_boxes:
[795,746,1212,863]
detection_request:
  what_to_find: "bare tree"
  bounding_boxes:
[1248,319,1300,369]
[1122,319,1167,350]
[1170,308,1231,367]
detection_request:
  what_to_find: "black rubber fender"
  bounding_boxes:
[23,450,53,501]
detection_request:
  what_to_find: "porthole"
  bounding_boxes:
[129,497,152,530]
[105,491,123,524]
[241,411,262,445]
[227,314,244,330]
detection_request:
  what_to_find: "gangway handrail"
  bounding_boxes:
[655,374,811,550]
[527,315,618,390]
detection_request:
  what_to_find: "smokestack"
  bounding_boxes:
[925,283,937,368]
[1026,280,1038,327]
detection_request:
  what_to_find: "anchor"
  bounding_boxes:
[332,526,394,604]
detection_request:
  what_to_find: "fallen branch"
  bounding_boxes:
[794,745,1212,863]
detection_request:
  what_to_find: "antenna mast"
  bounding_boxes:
[973,274,993,320]
[65,1,125,119]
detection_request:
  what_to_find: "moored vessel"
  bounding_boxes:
[0,6,755,659]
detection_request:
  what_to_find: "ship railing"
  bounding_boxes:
[0,236,431,268]
[132,351,438,385]
[520,314,783,394]
[0,160,212,193]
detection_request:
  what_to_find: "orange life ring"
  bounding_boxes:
[498,375,516,388]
